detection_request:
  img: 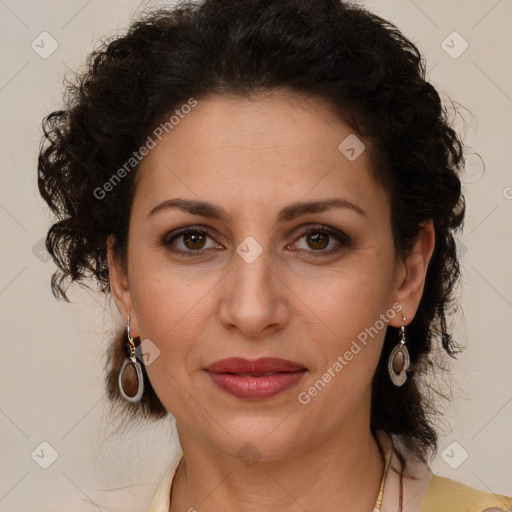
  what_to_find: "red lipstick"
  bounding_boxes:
[205,357,307,399]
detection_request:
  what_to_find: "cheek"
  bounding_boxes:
[308,248,394,323]
[302,248,395,372]
[127,262,214,391]
[129,247,216,337]
[131,274,211,413]
[298,274,394,421]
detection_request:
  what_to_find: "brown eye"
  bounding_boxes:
[291,225,352,257]
[306,232,329,250]
[182,232,207,250]
[162,227,223,256]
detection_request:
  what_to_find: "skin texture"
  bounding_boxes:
[108,90,435,512]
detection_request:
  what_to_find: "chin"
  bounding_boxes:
[207,416,306,462]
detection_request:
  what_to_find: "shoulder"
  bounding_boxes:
[147,453,183,512]
[421,474,512,512]
[376,430,511,512]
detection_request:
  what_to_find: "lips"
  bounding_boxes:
[204,357,307,399]
[205,357,306,374]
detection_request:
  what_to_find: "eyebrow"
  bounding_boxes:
[147,197,366,222]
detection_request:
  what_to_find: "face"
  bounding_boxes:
[108,90,433,460]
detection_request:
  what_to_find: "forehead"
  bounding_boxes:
[132,91,388,223]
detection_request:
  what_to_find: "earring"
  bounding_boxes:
[118,314,144,402]
[388,315,411,387]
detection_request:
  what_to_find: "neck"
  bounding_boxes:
[169,424,386,512]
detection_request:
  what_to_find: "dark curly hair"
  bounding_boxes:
[37,0,466,473]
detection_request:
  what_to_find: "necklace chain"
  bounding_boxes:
[373,465,387,511]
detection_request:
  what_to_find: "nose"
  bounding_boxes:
[217,242,290,339]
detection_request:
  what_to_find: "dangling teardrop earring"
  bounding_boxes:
[118,314,144,402]
[388,315,411,387]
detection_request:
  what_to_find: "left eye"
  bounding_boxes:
[291,226,351,255]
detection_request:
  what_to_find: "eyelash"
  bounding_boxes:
[161,224,352,258]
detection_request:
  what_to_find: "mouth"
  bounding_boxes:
[204,357,307,399]
[232,372,281,377]
[205,356,306,374]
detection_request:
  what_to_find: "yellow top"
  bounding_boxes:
[147,431,512,512]
[421,477,512,511]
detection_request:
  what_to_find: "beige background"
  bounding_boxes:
[1,0,511,510]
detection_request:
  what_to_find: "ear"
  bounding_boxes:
[389,219,435,327]
[107,234,140,337]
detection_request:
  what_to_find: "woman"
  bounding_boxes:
[37,0,512,510]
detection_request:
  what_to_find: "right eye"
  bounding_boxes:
[162,227,223,256]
